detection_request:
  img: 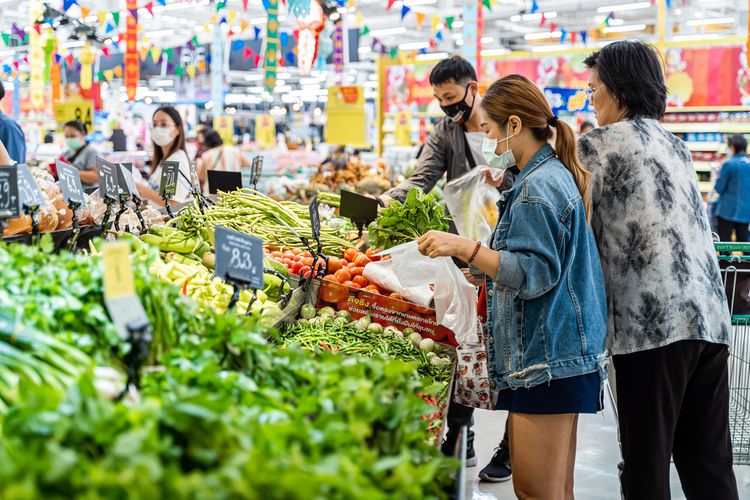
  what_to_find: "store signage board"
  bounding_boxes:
[188,161,200,192]
[159,161,179,199]
[102,240,148,341]
[54,100,94,132]
[544,87,591,115]
[97,157,120,201]
[56,160,87,207]
[339,189,378,226]
[0,165,19,219]
[326,86,367,148]
[214,226,264,290]
[255,115,276,148]
[118,163,139,198]
[309,193,321,244]
[17,164,46,209]
[207,170,242,194]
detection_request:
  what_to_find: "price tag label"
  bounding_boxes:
[97,157,120,201]
[189,161,200,192]
[214,225,264,289]
[0,165,19,219]
[309,193,321,244]
[17,164,46,209]
[102,240,136,300]
[340,189,378,225]
[240,165,253,189]
[118,163,139,198]
[250,156,263,186]
[159,161,179,198]
[56,160,87,207]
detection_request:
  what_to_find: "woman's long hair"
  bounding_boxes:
[481,75,592,222]
[152,106,187,170]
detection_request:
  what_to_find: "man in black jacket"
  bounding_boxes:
[377,56,512,484]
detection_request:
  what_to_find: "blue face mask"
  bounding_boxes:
[481,122,516,170]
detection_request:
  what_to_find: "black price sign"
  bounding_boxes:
[309,193,321,243]
[159,161,179,198]
[17,164,46,209]
[57,160,87,207]
[339,189,378,226]
[118,163,139,198]
[214,226,264,289]
[188,161,200,192]
[97,157,120,201]
[250,156,263,186]
[0,165,19,219]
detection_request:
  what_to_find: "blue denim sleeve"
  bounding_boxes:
[495,201,564,300]
[715,160,733,195]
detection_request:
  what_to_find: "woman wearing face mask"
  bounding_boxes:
[136,106,193,207]
[62,120,98,190]
[418,74,607,499]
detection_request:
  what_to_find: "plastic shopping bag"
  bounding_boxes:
[362,259,434,307]
[444,167,502,245]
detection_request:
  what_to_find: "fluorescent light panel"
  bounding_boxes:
[597,2,651,13]
[415,52,449,61]
[369,27,407,37]
[672,33,722,42]
[510,12,557,22]
[525,31,562,40]
[481,48,510,56]
[602,23,647,33]
[399,41,430,50]
[531,44,571,53]
[686,17,736,26]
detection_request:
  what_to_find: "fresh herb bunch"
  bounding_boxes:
[368,188,451,250]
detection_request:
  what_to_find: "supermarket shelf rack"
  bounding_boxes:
[715,241,750,465]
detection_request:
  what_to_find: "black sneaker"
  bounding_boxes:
[440,436,478,467]
[479,445,512,482]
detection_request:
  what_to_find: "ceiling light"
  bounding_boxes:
[163,0,210,11]
[61,40,85,49]
[251,17,267,25]
[602,23,647,33]
[358,46,372,54]
[399,41,430,50]
[0,50,13,58]
[455,39,464,45]
[686,17,735,26]
[510,11,557,22]
[145,29,175,38]
[369,27,407,37]
[525,31,562,40]
[244,73,263,81]
[531,44,571,53]
[672,33,721,42]
[452,21,464,28]
[405,0,438,5]
[597,2,651,13]
[365,80,378,88]
[300,77,320,85]
[481,36,494,44]
[276,80,286,86]
[415,52,449,61]
[369,74,378,81]
[277,72,292,79]
[330,12,341,20]
[481,48,510,56]
[154,79,174,87]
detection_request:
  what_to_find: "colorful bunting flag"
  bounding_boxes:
[241,19,250,31]
[243,47,253,60]
[112,12,120,26]
[104,69,114,80]
[176,66,184,76]
[145,2,155,16]
[164,47,173,60]
[401,4,410,20]
[389,46,398,59]
[435,30,443,41]
[445,16,454,30]
[571,31,577,43]
[254,26,262,39]
[97,11,108,26]
[63,0,78,12]
[360,25,370,36]
[113,65,123,78]
[151,47,162,62]
[387,0,396,10]
[530,0,538,13]
[264,0,279,92]
[80,6,91,17]
[549,22,557,32]
[560,29,567,42]
[243,0,249,9]
[140,45,150,61]
[540,12,546,27]
[228,10,237,23]
[231,39,245,51]
[581,31,588,44]
[187,65,196,78]
[0,34,9,46]
[157,0,167,5]
[102,46,111,58]
[33,24,42,35]
[415,12,426,30]
[482,0,492,10]
[105,22,115,33]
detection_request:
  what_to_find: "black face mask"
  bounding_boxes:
[440,84,476,124]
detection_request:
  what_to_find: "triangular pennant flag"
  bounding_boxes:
[145,2,155,16]
[253,54,261,66]
[1,34,9,46]
[129,9,138,21]
[112,12,120,26]
[415,12,426,30]
[187,65,196,78]
[540,12,546,27]
[101,46,111,58]
[435,30,443,41]
[157,0,166,5]
[418,48,427,55]
[549,22,557,32]
[240,19,249,31]
[571,32,577,43]
[220,16,227,24]
[355,13,364,26]
[387,0,396,10]
[12,61,20,70]
[211,13,220,23]
[63,0,78,12]
[228,10,237,23]
[140,45,151,61]
[97,71,105,81]
[243,0,249,9]
[401,4,410,20]
[105,22,115,34]
[604,15,611,27]
[389,47,398,59]
[286,51,296,65]
[164,48,173,60]
[113,65,122,78]
[111,39,120,51]
[151,47,162,63]
[280,32,289,46]
[54,53,62,63]
[227,28,235,37]
[360,25,370,36]
[243,47,253,60]
[482,0,492,10]
[445,16,454,31]
[176,66,184,76]
[66,53,75,67]
[560,29,567,42]
[167,62,175,71]
[254,26,262,39]
[581,31,588,44]
[97,11,108,25]
[232,39,245,51]
[530,0,538,13]
[429,38,436,49]
[192,35,199,46]
[33,24,42,35]
[80,6,91,17]
[104,69,114,80]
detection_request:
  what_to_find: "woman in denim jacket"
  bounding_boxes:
[418,75,607,499]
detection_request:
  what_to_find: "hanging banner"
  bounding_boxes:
[333,21,344,77]
[264,0,280,93]
[28,0,45,111]
[213,115,235,145]
[462,0,479,71]
[326,86,366,147]
[125,0,139,101]
[394,111,412,147]
[50,60,61,104]
[296,0,325,75]
[211,24,225,112]
[54,100,94,131]
[255,115,276,148]
[78,44,95,90]
[544,87,591,115]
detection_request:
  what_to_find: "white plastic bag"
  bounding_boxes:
[444,167,502,245]
[362,259,434,307]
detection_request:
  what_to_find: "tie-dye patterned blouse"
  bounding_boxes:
[577,118,731,356]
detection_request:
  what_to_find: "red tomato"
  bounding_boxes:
[282,258,293,267]
[283,251,295,259]
[363,284,381,295]
[292,261,303,275]
[299,265,311,277]
[290,247,303,256]
[303,251,312,259]
[324,274,340,284]
[365,248,381,261]
[343,280,361,289]
[343,248,359,262]
[354,254,372,267]
[319,280,349,303]
[352,276,368,287]
[271,251,283,260]
[301,257,314,267]
[327,257,343,274]
[334,268,352,283]
[340,259,349,267]
[350,266,364,277]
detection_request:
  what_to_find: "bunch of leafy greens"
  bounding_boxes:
[368,188,451,250]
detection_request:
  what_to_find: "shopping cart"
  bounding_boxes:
[715,241,750,465]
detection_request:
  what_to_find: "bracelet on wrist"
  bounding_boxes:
[467,241,482,264]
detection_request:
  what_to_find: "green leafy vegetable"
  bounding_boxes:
[369,188,451,250]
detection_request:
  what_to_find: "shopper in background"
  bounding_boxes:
[62,120,98,189]
[714,134,750,243]
[196,129,250,194]
[579,121,595,136]
[136,106,193,207]
[578,41,738,500]
[376,55,513,482]
[194,127,209,160]
[418,74,607,499]
[0,138,11,165]
[0,81,26,164]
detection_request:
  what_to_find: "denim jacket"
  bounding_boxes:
[486,145,607,391]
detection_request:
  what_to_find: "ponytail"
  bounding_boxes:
[553,119,592,223]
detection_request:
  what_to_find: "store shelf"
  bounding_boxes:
[694,161,716,172]
[663,122,750,134]
[698,181,714,193]
[686,141,723,152]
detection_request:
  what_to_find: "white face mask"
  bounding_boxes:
[152,127,175,147]
[481,121,516,170]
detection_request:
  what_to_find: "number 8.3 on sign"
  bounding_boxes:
[214,226,264,290]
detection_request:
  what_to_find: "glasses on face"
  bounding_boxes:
[585,86,599,97]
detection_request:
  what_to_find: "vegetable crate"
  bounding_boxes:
[316,279,458,347]
[716,242,750,465]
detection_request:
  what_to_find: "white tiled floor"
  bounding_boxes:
[464,396,750,499]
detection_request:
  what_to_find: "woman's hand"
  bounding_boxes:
[462,268,484,287]
[484,167,508,188]
[417,231,472,259]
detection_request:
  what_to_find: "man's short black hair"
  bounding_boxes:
[64,120,87,135]
[584,41,667,120]
[0,81,5,101]
[728,134,748,154]
[580,121,595,132]
[429,56,477,86]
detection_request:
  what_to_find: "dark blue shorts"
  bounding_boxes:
[495,371,603,414]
